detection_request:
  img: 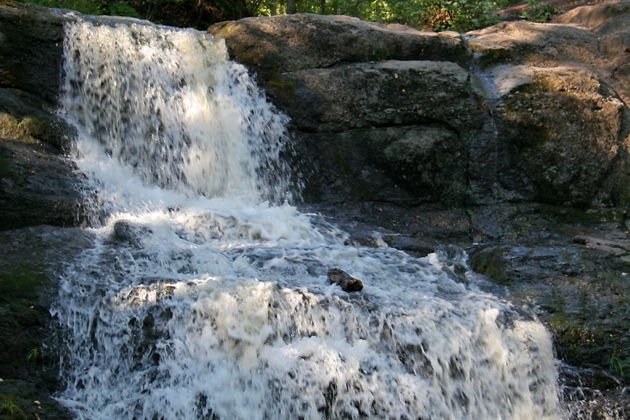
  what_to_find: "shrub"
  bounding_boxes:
[521,0,558,23]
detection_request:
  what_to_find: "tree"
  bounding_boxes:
[20,0,512,31]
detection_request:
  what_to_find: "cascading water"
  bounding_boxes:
[54,15,564,420]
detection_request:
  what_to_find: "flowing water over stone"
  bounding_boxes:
[54,16,564,419]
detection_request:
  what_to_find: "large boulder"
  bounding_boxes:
[556,0,630,104]
[0,138,85,230]
[466,3,630,207]
[211,8,630,209]
[275,60,479,132]
[0,3,85,230]
[286,59,480,205]
[210,14,484,205]
[0,2,66,103]
[493,65,628,206]
[208,13,469,77]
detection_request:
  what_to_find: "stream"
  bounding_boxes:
[52,15,564,419]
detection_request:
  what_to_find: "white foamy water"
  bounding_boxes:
[55,16,564,420]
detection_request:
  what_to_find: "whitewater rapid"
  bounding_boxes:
[53,15,564,420]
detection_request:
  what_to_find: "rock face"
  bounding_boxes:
[468,8,630,208]
[0,5,86,418]
[209,14,469,75]
[210,14,479,206]
[0,3,84,231]
[0,2,65,102]
[210,4,630,209]
[556,0,630,104]
[0,226,94,420]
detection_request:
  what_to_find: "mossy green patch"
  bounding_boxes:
[266,79,295,93]
[546,309,628,383]
[469,248,510,285]
[0,394,27,420]
[265,79,296,102]
[610,348,630,380]
[478,47,513,66]
[0,264,46,301]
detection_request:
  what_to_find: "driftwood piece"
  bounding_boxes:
[327,268,363,292]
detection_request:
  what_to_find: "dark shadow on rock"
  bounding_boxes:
[0,226,95,420]
[0,139,86,230]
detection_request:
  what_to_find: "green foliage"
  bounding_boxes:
[25,347,41,363]
[416,0,500,32]
[107,2,140,17]
[520,0,558,23]
[0,264,45,301]
[21,0,102,14]
[17,0,510,32]
[611,347,630,379]
[0,395,27,420]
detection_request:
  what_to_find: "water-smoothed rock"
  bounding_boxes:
[112,220,153,247]
[208,13,469,77]
[0,226,95,420]
[327,268,363,292]
[0,138,85,230]
[0,3,85,230]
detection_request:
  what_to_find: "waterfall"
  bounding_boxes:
[61,18,294,203]
[54,16,564,420]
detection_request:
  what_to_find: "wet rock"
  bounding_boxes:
[573,234,630,256]
[112,220,152,246]
[0,2,66,103]
[468,228,630,389]
[382,234,435,257]
[0,88,77,153]
[0,139,86,230]
[0,226,95,420]
[0,5,85,231]
[327,268,363,292]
